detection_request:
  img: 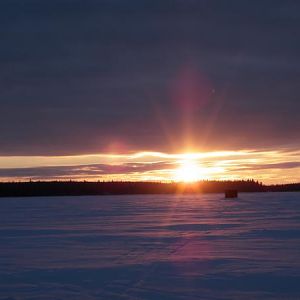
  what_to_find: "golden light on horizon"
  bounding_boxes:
[0,149,298,184]
[174,159,206,182]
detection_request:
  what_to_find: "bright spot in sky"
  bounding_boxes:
[174,159,205,182]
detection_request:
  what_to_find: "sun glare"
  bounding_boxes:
[174,159,205,182]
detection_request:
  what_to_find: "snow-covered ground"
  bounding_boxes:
[0,192,299,299]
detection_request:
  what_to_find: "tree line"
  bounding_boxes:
[0,180,299,197]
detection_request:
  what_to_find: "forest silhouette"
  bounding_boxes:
[0,180,299,197]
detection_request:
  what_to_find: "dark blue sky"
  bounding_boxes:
[1,0,299,155]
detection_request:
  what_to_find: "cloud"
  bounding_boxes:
[232,162,300,171]
[0,0,299,155]
[0,161,175,180]
[0,149,299,183]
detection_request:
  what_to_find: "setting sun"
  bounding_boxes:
[174,159,205,182]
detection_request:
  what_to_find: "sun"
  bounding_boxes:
[174,159,205,182]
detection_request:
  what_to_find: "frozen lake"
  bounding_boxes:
[0,192,300,299]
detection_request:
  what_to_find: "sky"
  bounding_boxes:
[0,0,299,183]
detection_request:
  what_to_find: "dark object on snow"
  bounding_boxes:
[225,189,238,198]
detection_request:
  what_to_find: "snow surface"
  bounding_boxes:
[0,192,299,299]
